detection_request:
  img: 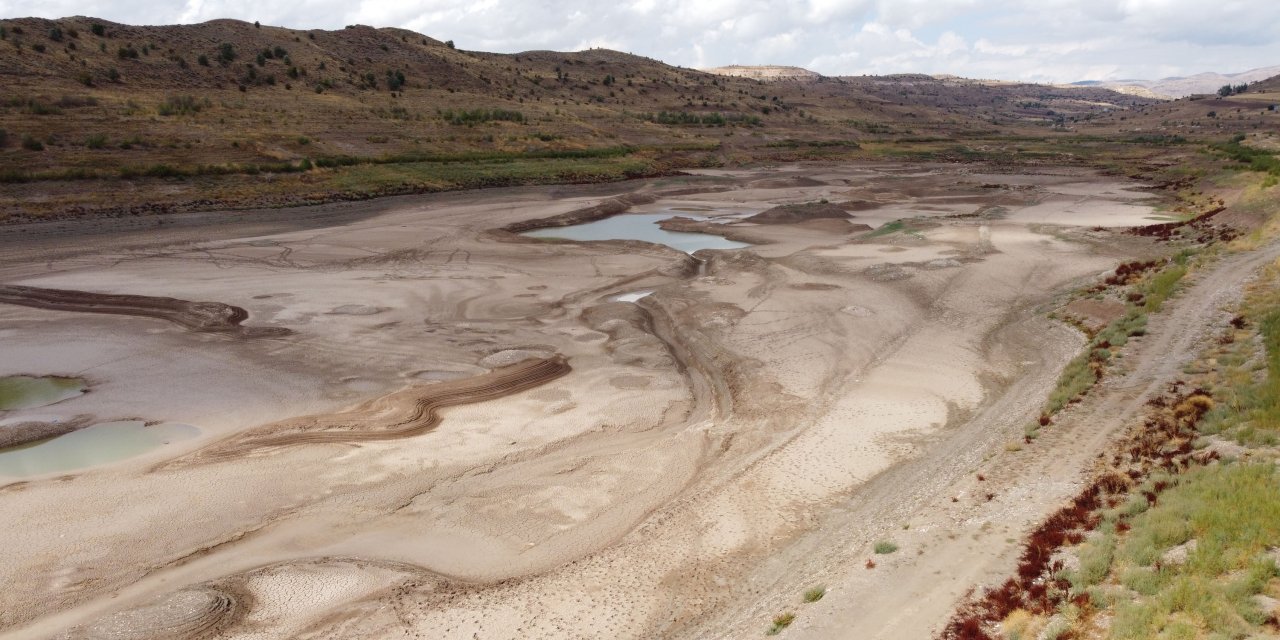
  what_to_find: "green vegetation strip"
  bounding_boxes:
[1040,252,1194,423]
[1200,261,1280,445]
[0,145,643,184]
[1213,139,1280,178]
[1052,261,1280,639]
[1102,464,1280,639]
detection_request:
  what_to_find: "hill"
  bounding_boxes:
[1076,65,1280,98]
[0,15,1192,219]
[702,65,821,81]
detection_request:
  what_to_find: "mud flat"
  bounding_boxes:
[0,163,1170,639]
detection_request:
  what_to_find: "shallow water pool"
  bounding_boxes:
[522,213,750,253]
[0,420,199,478]
[0,375,86,411]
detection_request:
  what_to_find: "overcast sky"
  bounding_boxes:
[5,0,1277,83]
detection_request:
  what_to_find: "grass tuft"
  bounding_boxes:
[765,612,796,635]
[873,540,899,554]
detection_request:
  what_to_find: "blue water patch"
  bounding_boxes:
[523,213,750,253]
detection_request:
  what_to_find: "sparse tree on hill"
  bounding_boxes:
[1219,84,1233,97]
[218,42,235,65]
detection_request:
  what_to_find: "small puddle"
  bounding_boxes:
[611,290,653,303]
[0,420,200,478]
[522,213,750,253]
[0,375,87,411]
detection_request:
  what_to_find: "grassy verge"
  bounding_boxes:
[0,154,672,220]
[1198,259,1280,445]
[947,258,1280,640]
[0,145,642,183]
[1035,252,1196,432]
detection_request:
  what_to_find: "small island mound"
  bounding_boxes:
[746,202,854,224]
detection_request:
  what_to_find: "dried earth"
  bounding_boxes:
[0,162,1173,639]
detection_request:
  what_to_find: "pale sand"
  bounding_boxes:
[0,163,1169,639]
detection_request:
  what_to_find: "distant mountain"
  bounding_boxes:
[1075,66,1280,98]
[702,65,821,81]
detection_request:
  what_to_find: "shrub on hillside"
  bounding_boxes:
[157,95,207,116]
[90,23,104,36]
[386,69,405,90]
[217,42,235,65]
[441,108,524,125]
[21,135,44,151]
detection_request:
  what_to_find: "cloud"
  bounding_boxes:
[2,0,1277,82]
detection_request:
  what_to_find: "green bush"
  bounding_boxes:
[641,111,762,127]
[441,108,524,125]
[873,540,899,554]
[197,54,209,66]
[217,42,235,64]
[766,612,796,635]
[85,133,107,149]
[90,23,104,37]
[21,135,44,151]
[157,95,206,116]
[386,69,406,90]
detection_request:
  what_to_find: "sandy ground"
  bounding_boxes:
[0,163,1170,639]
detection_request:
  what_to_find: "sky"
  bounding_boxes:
[4,0,1278,83]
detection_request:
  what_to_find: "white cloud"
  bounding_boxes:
[2,0,1277,82]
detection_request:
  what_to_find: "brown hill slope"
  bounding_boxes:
[0,16,1171,218]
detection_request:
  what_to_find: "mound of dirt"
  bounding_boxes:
[746,203,853,224]
[746,176,828,189]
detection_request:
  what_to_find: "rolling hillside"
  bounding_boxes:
[0,15,1222,219]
